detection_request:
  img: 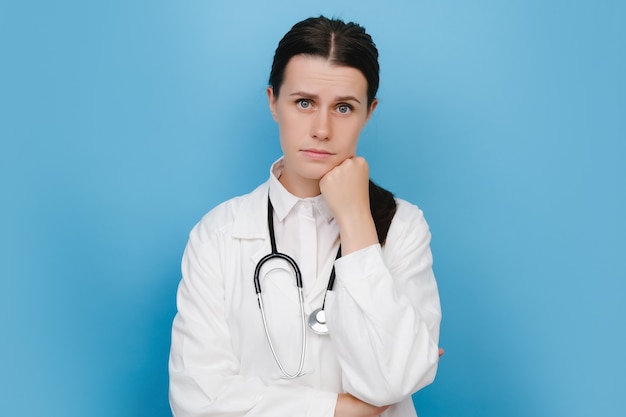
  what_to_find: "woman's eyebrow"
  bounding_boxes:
[289,91,317,99]
[289,92,361,104]
[335,95,361,104]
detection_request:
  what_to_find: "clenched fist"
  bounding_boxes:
[320,157,378,255]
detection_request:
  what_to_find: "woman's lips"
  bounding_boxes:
[301,149,334,160]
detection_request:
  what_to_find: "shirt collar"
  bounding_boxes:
[268,158,334,223]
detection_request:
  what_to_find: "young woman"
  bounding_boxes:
[169,16,442,417]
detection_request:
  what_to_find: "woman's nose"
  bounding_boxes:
[310,110,330,140]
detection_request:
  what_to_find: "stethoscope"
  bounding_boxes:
[253,197,340,379]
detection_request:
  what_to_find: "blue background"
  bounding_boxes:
[1,1,624,416]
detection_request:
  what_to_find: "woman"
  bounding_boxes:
[169,16,441,417]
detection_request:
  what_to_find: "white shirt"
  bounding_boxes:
[268,159,340,298]
[169,160,442,417]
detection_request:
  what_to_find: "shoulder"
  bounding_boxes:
[393,198,428,225]
[387,198,432,243]
[190,182,268,241]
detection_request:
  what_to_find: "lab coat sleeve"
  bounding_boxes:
[324,201,441,406]
[169,219,338,417]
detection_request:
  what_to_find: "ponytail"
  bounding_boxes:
[368,180,397,246]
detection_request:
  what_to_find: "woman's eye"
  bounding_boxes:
[297,99,312,109]
[337,104,352,114]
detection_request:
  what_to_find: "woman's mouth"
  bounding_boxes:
[301,149,334,160]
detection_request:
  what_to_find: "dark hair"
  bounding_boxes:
[269,16,397,244]
[269,16,379,108]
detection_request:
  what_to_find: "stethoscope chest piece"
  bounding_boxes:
[308,308,329,335]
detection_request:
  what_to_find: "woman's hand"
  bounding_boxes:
[319,156,370,220]
[334,393,390,417]
[319,157,378,255]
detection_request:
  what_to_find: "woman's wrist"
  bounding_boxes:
[335,393,390,417]
[336,210,378,255]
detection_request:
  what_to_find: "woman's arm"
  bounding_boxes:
[321,157,442,407]
[335,394,390,417]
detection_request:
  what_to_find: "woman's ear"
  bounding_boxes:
[267,86,278,121]
[366,98,379,122]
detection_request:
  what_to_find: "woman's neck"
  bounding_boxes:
[278,173,321,198]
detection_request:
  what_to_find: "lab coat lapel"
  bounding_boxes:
[231,182,269,241]
[232,182,303,308]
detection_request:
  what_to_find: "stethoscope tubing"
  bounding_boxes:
[254,252,302,294]
[256,289,307,379]
[253,198,307,378]
[254,196,341,378]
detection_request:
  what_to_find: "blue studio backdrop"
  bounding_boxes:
[1,1,624,416]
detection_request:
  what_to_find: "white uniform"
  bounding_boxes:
[169,161,441,417]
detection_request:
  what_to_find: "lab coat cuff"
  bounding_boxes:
[333,244,385,288]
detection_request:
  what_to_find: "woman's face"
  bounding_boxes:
[267,55,377,197]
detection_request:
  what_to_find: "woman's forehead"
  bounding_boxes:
[281,55,368,99]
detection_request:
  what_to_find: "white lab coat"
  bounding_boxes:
[169,180,441,417]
